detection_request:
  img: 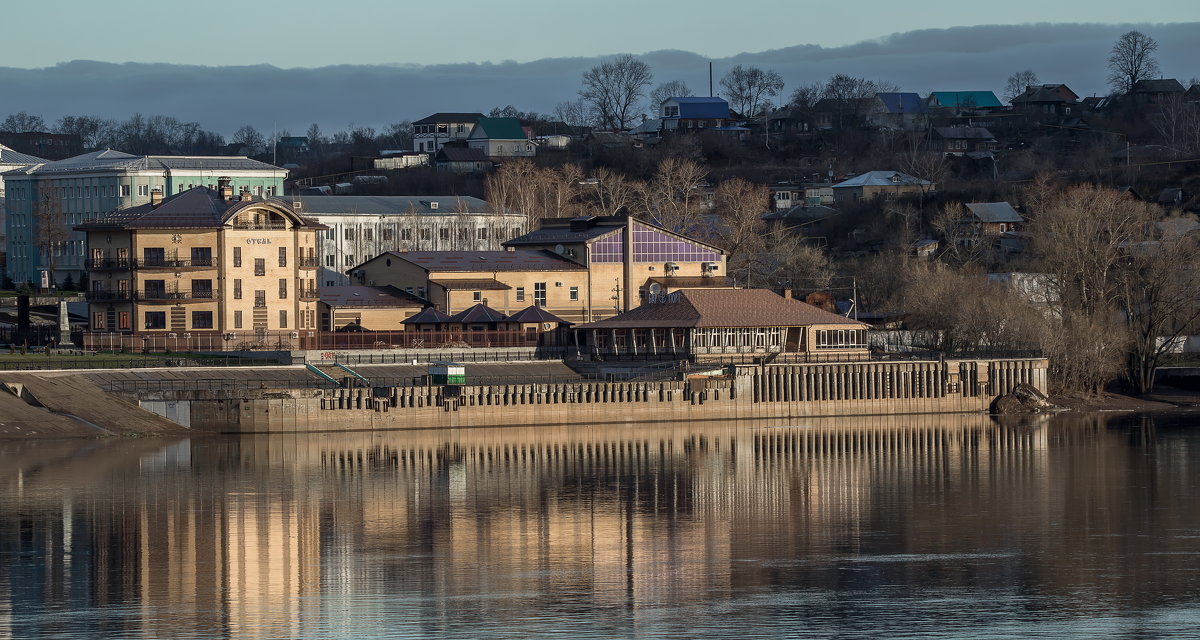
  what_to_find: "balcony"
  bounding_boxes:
[298,288,320,301]
[134,258,216,270]
[136,289,218,302]
[86,259,132,270]
[298,257,320,269]
[85,290,132,301]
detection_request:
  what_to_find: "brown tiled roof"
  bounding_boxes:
[576,289,868,330]
[448,303,508,323]
[319,285,426,308]
[402,307,453,324]
[507,305,570,324]
[77,187,324,230]
[430,278,512,291]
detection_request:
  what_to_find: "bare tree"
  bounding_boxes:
[554,99,589,135]
[635,157,708,233]
[33,183,70,290]
[579,54,653,130]
[1,112,47,133]
[711,179,770,284]
[719,65,785,116]
[1152,92,1200,155]
[649,80,693,114]
[1107,30,1160,94]
[232,125,267,156]
[1004,70,1040,103]
[788,82,824,110]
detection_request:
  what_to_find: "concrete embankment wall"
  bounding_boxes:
[183,358,1048,433]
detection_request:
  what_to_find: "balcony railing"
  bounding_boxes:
[86,259,132,270]
[85,290,132,301]
[298,289,320,300]
[134,258,216,269]
[136,289,218,301]
[229,222,287,230]
[298,257,320,269]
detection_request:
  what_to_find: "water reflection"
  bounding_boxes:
[2,412,1199,638]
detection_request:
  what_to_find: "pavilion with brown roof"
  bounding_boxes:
[574,288,869,361]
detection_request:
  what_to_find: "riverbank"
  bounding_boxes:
[0,357,1051,437]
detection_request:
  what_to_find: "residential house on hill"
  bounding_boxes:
[813,97,874,130]
[832,171,934,204]
[0,132,82,161]
[932,127,997,157]
[962,202,1024,236]
[412,113,484,153]
[867,93,928,129]
[660,97,731,132]
[1129,79,1186,107]
[467,117,535,158]
[1010,84,1080,124]
[927,91,1003,114]
[434,146,492,173]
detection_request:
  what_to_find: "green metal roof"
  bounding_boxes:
[471,117,527,140]
[928,91,1002,109]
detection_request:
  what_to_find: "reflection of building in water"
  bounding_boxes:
[6,413,1199,634]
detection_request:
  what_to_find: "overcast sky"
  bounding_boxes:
[4,0,1199,68]
[2,3,1198,137]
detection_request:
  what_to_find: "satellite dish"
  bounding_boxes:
[554,244,565,254]
[648,282,663,296]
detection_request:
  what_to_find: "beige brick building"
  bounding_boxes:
[78,183,324,346]
[350,216,731,324]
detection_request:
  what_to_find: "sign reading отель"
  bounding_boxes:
[245,238,272,245]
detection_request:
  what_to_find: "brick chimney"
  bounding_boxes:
[240,187,253,202]
[782,288,793,299]
[218,177,233,201]
[150,188,164,207]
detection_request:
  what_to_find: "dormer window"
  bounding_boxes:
[890,174,901,184]
[664,106,679,118]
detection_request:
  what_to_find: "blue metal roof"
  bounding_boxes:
[876,92,927,114]
[664,97,729,119]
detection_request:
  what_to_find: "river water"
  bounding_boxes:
[2,412,1199,639]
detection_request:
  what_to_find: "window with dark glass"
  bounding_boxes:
[191,311,213,329]
[142,247,165,267]
[191,279,213,299]
[279,278,288,299]
[234,310,243,328]
[145,311,166,329]
[191,247,212,267]
[233,247,242,267]
[254,258,265,276]
[233,279,242,299]
[278,246,287,267]
[254,290,266,308]
[144,279,166,298]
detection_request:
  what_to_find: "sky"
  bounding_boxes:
[1,3,1198,137]
[3,0,1199,68]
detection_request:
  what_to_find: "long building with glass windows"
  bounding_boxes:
[3,149,286,286]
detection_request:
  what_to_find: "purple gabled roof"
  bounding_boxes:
[402,307,453,324]
[448,303,508,324]
[507,305,570,324]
